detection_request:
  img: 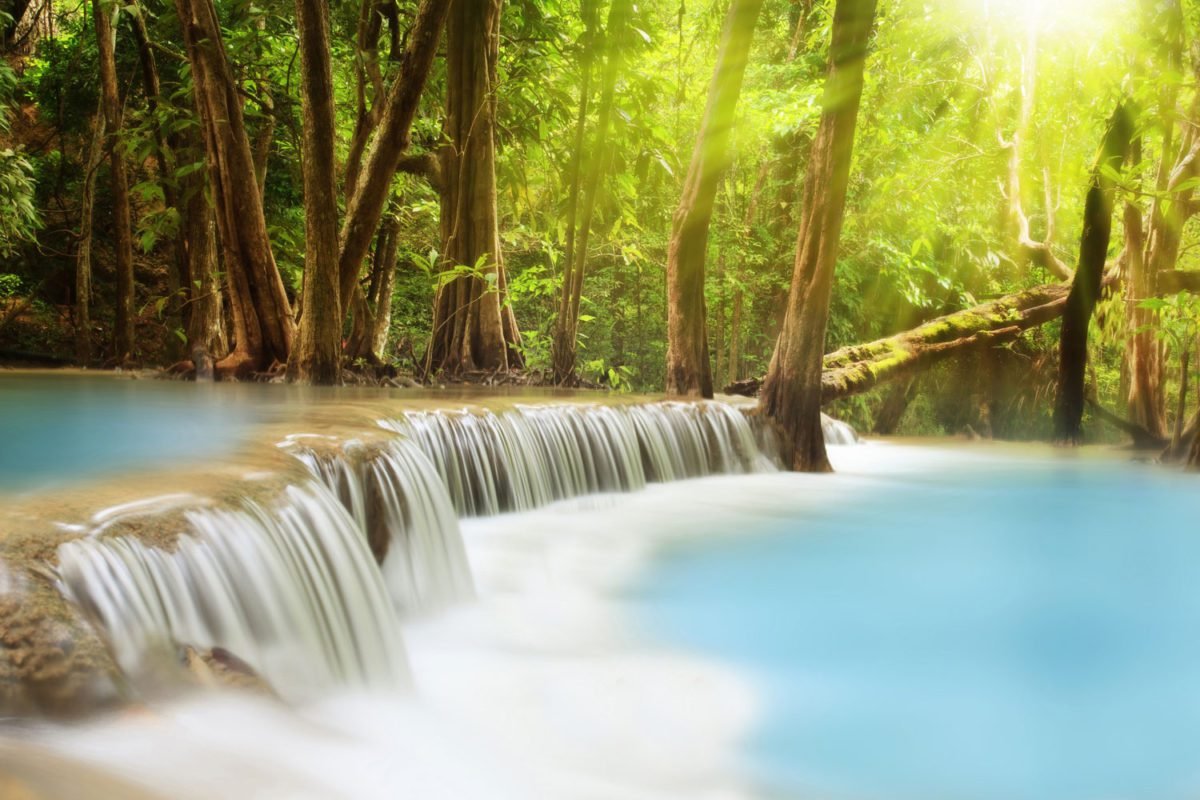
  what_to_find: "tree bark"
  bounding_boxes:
[551,0,632,383]
[180,168,226,366]
[338,0,450,321]
[75,110,106,366]
[288,0,342,385]
[1054,105,1133,444]
[129,4,188,359]
[175,0,294,375]
[427,0,521,374]
[346,209,400,362]
[759,0,877,472]
[665,0,763,398]
[551,0,598,383]
[729,280,1075,400]
[94,0,136,364]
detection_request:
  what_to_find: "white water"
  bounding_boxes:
[11,466,862,799]
[4,401,867,798]
[286,436,473,616]
[385,401,776,516]
[57,483,409,698]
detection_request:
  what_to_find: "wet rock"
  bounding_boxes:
[0,568,121,716]
[180,645,276,697]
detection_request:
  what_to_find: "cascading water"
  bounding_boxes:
[56,482,409,698]
[381,401,778,516]
[285,436,473,616]
[822,414,859,445]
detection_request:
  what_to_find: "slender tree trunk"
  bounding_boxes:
[288,0,341,384]
[75,110,106,366]
[129,4,188,359]
[338,0,451,320]
[180,170,226,369]
[759,0,877,472]
[344,0,385,201]
[1172,347,1190,453]
[347,210,400,362]
[1126,0,1184,437]
[175,0,294,375]
[728,286,742,382]
[873,377,916,435]
[665,0,763,397]
[251,93,275,199]
[1054,105,1133,444]
[551,0,631,383]
[427,0,521,374]
[94,0,136,363]
[552,0,597,383]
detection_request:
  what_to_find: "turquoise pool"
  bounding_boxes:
[638,448,1200,800]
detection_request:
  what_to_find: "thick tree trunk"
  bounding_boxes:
[1054,105,1133,444]
[729,280,1075,400]
[427,0,520,375]
[94,0,136,364]
[338,0,450,320]
[176,0,294,375]
[551,0,631,384]
[289,0,342,385]
[1172,348,1190,453]
[665,0,763,398]
[75,110,106,366]
[759,0,877,472]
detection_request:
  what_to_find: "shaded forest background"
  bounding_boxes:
[2,0,1199,445]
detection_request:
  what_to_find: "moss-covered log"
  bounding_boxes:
[725,281,1072,402]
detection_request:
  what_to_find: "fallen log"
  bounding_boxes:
[725,281,1073,401]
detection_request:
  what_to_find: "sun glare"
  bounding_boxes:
[974,0,1124,36]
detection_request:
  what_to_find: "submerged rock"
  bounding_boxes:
[0,560,121,716]
[180,645,276,697]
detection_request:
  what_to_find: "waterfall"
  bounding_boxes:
[381,401,775,517]
[286,437,473,615]
[56,483,409,698]
[822,414,860,446]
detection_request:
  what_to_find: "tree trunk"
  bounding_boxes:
[1172,348,1190,453]
[344,0,386,201]
[93,0,136,364]
[338,0,450,320]
[129,4,187,360]
[427,0,520,375]
[175,0,294,375]
[551,0,598,383]
[1054,105,1133,444]
[75,110,106,366]
[759,0,877,472]
[250,92,275,200]
[551,0,631,384]
[872,377,915,435]
[180,170,226,367]
[288,0,342,385]
[346,210,400,362]
[665,0,763,397]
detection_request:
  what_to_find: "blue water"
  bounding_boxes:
[0,373,259,493]
[637,450,1200,800]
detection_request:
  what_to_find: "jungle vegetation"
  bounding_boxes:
[2,0,1200,469]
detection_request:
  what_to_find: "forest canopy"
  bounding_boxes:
[2,0,1200,465]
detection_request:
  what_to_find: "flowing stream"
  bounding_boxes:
[6,377,1197,800]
